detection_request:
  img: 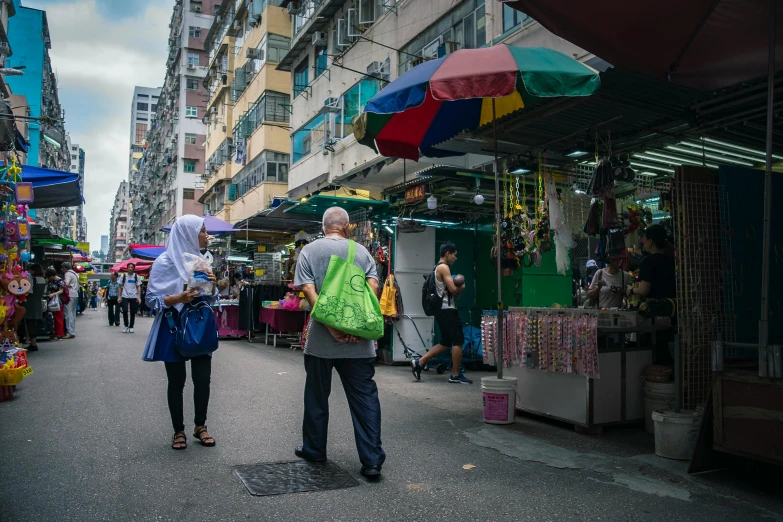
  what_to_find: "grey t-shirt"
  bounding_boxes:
[294,237,378,359]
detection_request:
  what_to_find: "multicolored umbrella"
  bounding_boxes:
[355,46,600,160]
[160,215,238,235]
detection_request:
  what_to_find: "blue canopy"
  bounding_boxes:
[131,246,164,260]
[14,164,83,209]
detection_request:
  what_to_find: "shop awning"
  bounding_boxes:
[287,172,331,201]
[16,164,84,209]
[110,258,153,275]
[501,0,783,91]
[283,195,389,217]
[131,246,165,260]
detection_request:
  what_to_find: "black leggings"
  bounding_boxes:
[164,356,212,433]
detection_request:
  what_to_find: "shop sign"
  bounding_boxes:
[77,242,90,253]
[404,184,425,203]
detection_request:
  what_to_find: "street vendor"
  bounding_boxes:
[588,250,630,309]
[629,224,675,301]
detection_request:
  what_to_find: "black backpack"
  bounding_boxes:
[421,263,446,316]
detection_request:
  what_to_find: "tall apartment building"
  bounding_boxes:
[200,0,291,223]
[278,0,591,198]
[100,235,109,256]
[127,85,161,243]
[6,1,71,235]
[65,135,87,241]
[108,181,129,263]
[132,0,219,245]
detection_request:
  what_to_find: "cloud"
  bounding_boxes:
[23,0,170,250]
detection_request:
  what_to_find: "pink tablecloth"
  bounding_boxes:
[258,308,306,333]
[215,305,247,338]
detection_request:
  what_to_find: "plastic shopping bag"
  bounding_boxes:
[379,274,397,318]
[310,240,384,340]
[182,253,214,296]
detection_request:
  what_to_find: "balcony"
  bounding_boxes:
[278,0,345,71]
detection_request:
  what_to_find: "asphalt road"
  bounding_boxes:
[1,311,782,521]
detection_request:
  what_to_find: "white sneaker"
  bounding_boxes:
[129,328,134,333]
[123,327,129,333]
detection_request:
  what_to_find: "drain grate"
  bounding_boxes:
[234,460,359,496]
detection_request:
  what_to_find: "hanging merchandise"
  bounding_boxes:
[484,308,600,378]
[234,138,247,165]
[379,273,402,322]
[547,174,576,275]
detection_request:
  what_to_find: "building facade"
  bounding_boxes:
[278,0,592,198]
[127,85,162,242]
[6,1,72,237]
[108,181,129,263]
[131,0,219,245]
[200,0,291,223]
[65,135,87,241]
[100,235,109,256]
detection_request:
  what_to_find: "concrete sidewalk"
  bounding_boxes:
[1,312,781,521]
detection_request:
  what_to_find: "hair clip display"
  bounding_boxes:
[482,308,600,378]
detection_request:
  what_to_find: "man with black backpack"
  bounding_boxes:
[120,263,142,333]
[414,242,472,384]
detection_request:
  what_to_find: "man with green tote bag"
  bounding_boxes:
[293,207,385,480]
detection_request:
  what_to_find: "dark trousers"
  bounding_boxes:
[164,356,212,433]
[302,355,385,467]
[121,298,138,328]
[107,298,120,325]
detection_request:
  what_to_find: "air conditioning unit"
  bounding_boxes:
[249,17,259,27]
[193,4,201,12]
[187,63,196,70]
[0,42,10,56]
[366,61,381,76]
[312,31,327,47]
[286,2,298,15]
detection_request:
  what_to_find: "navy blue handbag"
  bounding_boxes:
[165,299,219,357]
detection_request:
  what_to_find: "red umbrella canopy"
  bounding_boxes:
[502,0,783,90]
[111,258,153,275]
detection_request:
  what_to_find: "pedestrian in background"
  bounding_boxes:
[105,272,121,327]
[46,268,65,341]
[293,206,385,480]
[89,281,100,311]
[61,262,78,339]
[120,263,142,333]
[142,215,217,451]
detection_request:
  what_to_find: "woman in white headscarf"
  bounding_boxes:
[142,215,218,450]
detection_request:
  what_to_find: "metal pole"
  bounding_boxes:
[759,0,776,378]
[493,99,504,379]
[674,334,681,413]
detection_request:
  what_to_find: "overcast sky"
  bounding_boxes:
[25,0,171,251]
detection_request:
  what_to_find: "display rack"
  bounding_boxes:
[253,252,282,283]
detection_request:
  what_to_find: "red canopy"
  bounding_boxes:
[502,0,783,90]
[110,258,153,276]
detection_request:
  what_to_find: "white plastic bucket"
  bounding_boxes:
[644,381,676,433]
[651,409,700,460]
[481,377,518,425]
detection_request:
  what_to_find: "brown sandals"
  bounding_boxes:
[172,432,187,450]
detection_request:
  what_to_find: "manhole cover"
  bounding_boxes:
[234,460,359,496]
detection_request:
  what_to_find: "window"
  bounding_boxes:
[294,59,309,97]
[152,95,160,99]
[263,34,290,63]
[137,102,149,111]
[502,4,530,32]
[186,79,199,90]
[137,94,149,99]
[234,151,290,197]
[185,133,197,145]
[137,114,147,121]
[183,188,195,200]
[185,106,198,118]
[398,0,486,74]
[292,113,326,163]
[151,104,158,112]
[184,160,196,173]
[315,49,327,77]
[135,123,148,143]
[188,53,200,66]
[336,78,380,138]
[72,146,78,151]
[189,26,201,38]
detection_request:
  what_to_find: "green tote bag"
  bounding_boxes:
[311,240,384,340]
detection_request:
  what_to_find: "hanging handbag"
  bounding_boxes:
[311,240,384,340]
[47,296,61,312]
[165,300,219,358]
